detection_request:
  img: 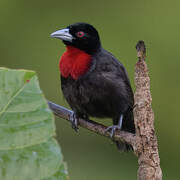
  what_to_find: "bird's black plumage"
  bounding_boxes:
[65,22,101,54]
[51,22,135,151]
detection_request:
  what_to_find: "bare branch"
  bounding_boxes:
[134,41,162,180]
[48,101,136,146]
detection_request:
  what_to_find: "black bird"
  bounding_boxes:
[51,22,135,151]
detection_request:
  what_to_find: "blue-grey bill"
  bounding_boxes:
[50,28,73,42]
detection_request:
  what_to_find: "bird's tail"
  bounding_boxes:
[115,141,133,152]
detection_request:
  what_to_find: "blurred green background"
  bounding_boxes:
[0,0,179,179]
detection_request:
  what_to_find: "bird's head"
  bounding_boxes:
[51,22,101,54]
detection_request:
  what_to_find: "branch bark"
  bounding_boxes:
[48,101,136,146]
[48,40,162,180]
[134,41,162,180]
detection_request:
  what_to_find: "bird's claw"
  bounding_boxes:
[69,112,79,132]
[105,125,121,138]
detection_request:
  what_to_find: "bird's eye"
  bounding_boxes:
[76,31,85,38]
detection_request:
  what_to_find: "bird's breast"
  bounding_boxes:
[59,46,92,80]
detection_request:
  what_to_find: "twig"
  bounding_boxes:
[48,101,136,146]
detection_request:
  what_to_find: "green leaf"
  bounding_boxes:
[0,67,68,180]
[43,163,69,180]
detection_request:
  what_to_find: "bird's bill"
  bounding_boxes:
[50,28,73,42]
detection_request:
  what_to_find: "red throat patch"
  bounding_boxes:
[59,46,92,80]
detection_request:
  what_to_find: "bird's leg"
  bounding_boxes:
[105,114,124,138]
[69,112,89,132]
[69,112,79,132]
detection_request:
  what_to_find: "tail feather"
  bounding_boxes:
[115,141,133,152]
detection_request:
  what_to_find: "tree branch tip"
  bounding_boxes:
[136,40,146,60]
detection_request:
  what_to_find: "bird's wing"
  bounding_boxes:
[90,49,134,107]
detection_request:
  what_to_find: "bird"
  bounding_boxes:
[51,22,135,151]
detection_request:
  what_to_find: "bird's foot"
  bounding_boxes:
[105,125,121,138]
[69,112,79,132]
